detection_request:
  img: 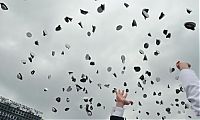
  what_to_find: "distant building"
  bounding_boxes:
[0,96,43,120]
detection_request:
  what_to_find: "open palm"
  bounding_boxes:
[115,89,133,107]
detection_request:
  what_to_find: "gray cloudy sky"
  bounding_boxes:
[0,0,199,119]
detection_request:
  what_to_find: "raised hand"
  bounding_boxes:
[115,89,133,108]
[176,61,191,70]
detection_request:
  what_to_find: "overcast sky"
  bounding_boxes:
[0,0,199,119]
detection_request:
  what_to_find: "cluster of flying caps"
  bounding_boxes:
[51,44,70,57]
[163,29,171,38]
[66,98,70,102]
[145,70,151,77]
[52,97,70,113]
[17,51,37,80]
[85,103,93,116]
[137,81,144,90]
[153,91,162,96]
[137,42,151,61]
[175,86,184,94]
[13,2,198,119]
[85,54,91,60]
[165,108,171,114]
[53,72,95,113]
[154,50,160,56]
[123,82,130,93]
[155,100,164,105]
[0,2,8,10]
[80,74,93,83]
[29,52,35,62]
[86,25,96,37]
[143,9,165,20]
[85,54,95,66]
[121,66,126,75]
[26,30,46,46]
[76,84,89,94]
[64,16,73,23]
[80,97,105,116]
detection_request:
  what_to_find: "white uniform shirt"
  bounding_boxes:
[179,69,200,116]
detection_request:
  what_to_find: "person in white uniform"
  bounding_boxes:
[176,61,200,116]
[110,61,200,120]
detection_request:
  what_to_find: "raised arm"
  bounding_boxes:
[176,61,200,116]
[110,89,133,120]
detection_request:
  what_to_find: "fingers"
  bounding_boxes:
[176,61,180,69]
[116,89,122,96]
[130,101,134,105]
[176,61,180,65]
[116,89,128,99]
[115,89,134,106]
[115,89,124,95]
[176,61,180,67]
[124,92,128,98]
[121,90,124,95]
[124,100,134,105]
[176,61,191,70]
[117,89,120,95]
[116,89,126,96]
